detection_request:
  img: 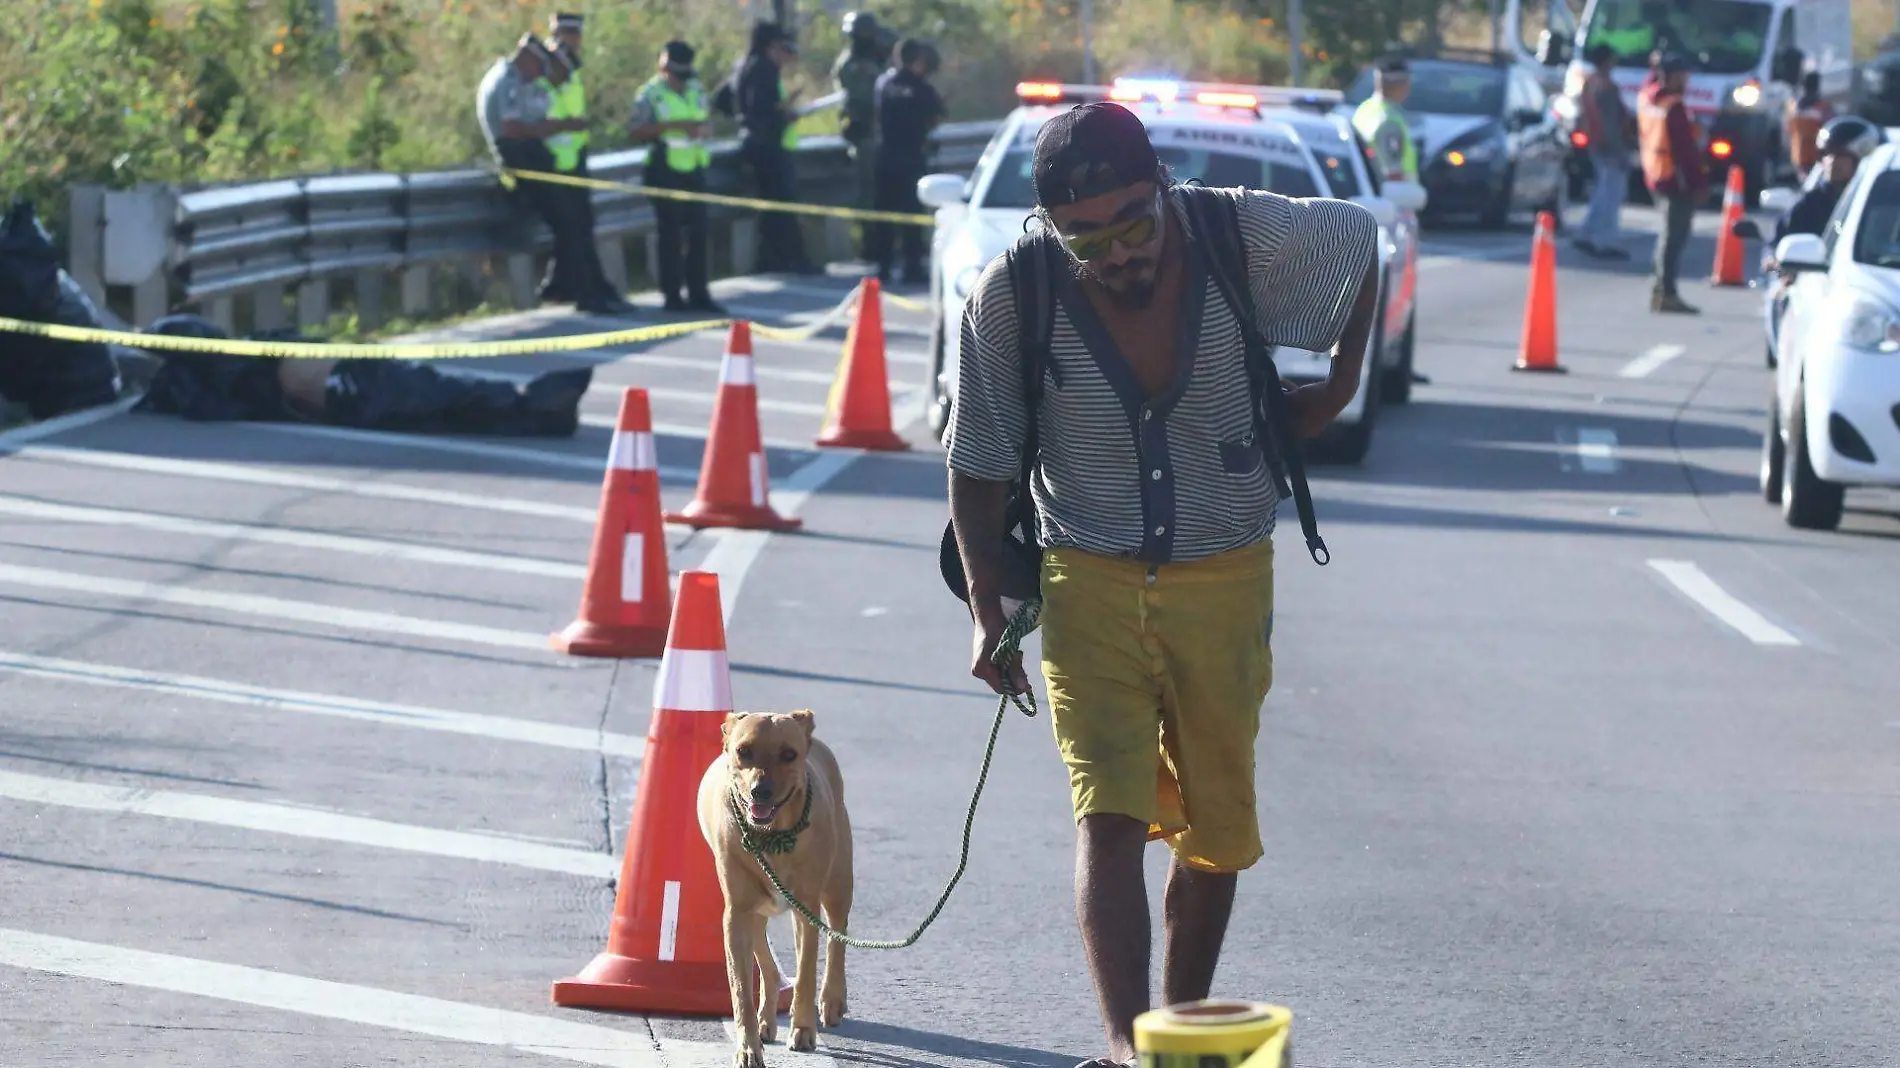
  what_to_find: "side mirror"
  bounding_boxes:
[916,173,967,209]
[1381,180,1429,213]
[1731,218,1764,241]
[1759,186,1798,214]
[1775,233,1828,272]
[1350,194,1399,229]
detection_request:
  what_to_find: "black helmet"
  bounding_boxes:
[842,10,879,38]
[1815,115,1885,160]
[145,313,231,339]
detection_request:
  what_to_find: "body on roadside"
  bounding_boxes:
[944,101,1380,1067]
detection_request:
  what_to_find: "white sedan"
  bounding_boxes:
[1761,141,1900,529]
[915,79,1427,465]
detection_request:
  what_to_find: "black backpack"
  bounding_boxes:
[938,184,1332,611]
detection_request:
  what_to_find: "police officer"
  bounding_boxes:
[539,47,635,315]
[834,11,888,239]
[1353,57,1418,184]
[629,41,726,314]
[869,37,944,286]
[737,20,820,275]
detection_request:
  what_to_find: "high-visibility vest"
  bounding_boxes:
[547,71,589,173]
[1352,95,1417,182]
[1637,89,1682,188]
[640,75,711,173]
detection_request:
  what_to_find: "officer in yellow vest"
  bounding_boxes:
[538,47,635,315]
[628,41,726,314]
[546,12,589,175]
[1353,56,1419,184]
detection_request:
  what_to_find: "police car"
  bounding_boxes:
[915,77,1429,464]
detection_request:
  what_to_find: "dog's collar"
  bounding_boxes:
[728,777,814,856]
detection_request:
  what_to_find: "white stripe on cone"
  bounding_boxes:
[609,431,657,473]
[621,533,644,604]
[748,453,766,508]
[654,648,733,713]
[659,880,681,961]
[721,353,756,387]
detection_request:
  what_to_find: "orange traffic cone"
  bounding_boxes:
[1513,210,1567,374]
[551,570,791,1016]
[817,278,910,451]
[1710,164,1747,287]
[665,322,802,531]
[550,388,673,659]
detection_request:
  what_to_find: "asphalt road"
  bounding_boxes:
[3,201,1898,1068]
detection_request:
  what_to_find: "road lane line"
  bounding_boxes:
[0,770,618,877]
[0,496,586,579]
[0,929,678,1067]
[0,563,550,651]
[1647,560,1802,646]
[0,650,643,758]
[0,395,143,452]
[1619,343,1686,378]
[236,421,700,482]
[7,445,607,524]
[598,353,904,389]
[1576,428,1619,474]
[609,417,821,456]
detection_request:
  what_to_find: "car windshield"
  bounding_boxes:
[1344,60,1505,117]
[1580,0,1772,75]
[1852,172,1900,269]
[979,145,1321,209]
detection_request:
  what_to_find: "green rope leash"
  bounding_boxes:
[737,598,1041,950]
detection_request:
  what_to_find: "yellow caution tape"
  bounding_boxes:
[501,167,938,227]
[0,314,728,360]
[0,273,933,360]
[1133,1001,1291,1068]
[882,290,932,314]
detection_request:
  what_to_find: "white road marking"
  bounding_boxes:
[8,444,606,524]
[1619,343,1686,379]
[0,563,550,651]
[639,386,831,417]
[238,421,703,481]
[1647,560,1802,646]
[607,416,821,456]
[1415,247,1525,271]
[0,929,695,1068]
[0,395,141,451]
[0,770,618,877]
[1576,428,1620,474]
[0,650,644,758]
[699,452,859,624]
[0,495,586,579]
[598,353,903,390]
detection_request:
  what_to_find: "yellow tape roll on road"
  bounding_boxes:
[1134,1000,1292,1068]
[501,167,938,227]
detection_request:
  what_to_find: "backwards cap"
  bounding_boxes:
[1031,102,1161,208]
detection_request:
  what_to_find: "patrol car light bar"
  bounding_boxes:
[1014,78,1342,113]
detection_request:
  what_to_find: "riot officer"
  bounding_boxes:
[869,37,944,285]
[628,41,727,314]
[834,11,888,240]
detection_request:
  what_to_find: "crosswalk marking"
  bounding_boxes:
[0,495,587,578]
[0,650,645,758]
[0,929,676,1068]
[0,563,551,651]
[0,770,618,877]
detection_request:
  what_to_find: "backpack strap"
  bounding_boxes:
[1179,186,1331,566]
[1002,227,1060,551]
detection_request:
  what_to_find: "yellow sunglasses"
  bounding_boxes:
[1058,193,1164,261]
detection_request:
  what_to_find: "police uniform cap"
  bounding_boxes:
[662,40,696,72]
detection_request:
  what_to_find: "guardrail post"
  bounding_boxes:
[730,218,758,276]
[253,284,288,332]
[505,254,537,309]
[297,278,331,330]
[401,266,432,318]
[67,185,109,310]
[205,296,237,335]
[355,270,387,331]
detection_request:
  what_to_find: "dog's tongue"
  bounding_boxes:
[748,801,775,823]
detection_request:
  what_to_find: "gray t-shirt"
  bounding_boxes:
[945,186,1378,564]
[477,58,550,157]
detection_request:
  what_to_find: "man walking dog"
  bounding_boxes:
[945,102,1379,1067]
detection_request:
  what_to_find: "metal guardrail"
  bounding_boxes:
[77,119,1004,333]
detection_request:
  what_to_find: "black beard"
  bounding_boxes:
[1075,257,1158,309]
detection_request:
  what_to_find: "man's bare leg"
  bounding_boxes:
[1077,814,1151,1063]
[1159,856,1237,1006]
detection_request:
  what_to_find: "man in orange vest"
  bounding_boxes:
[1637,52,1709,314]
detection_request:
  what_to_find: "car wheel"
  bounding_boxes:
[1780,380,1845,530]
[1380,312,1416,406]
[925,306,951,443]
[1759,387,1784,503]
[1479,172,1513,230]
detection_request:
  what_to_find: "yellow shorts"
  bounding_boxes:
[1038,539,1276,873]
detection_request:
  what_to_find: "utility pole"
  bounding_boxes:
[775,0,795,29]
[1288,0,1304,86]
[1081,0,1097,83]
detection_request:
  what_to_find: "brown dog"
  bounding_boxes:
[696,710,853,1067]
